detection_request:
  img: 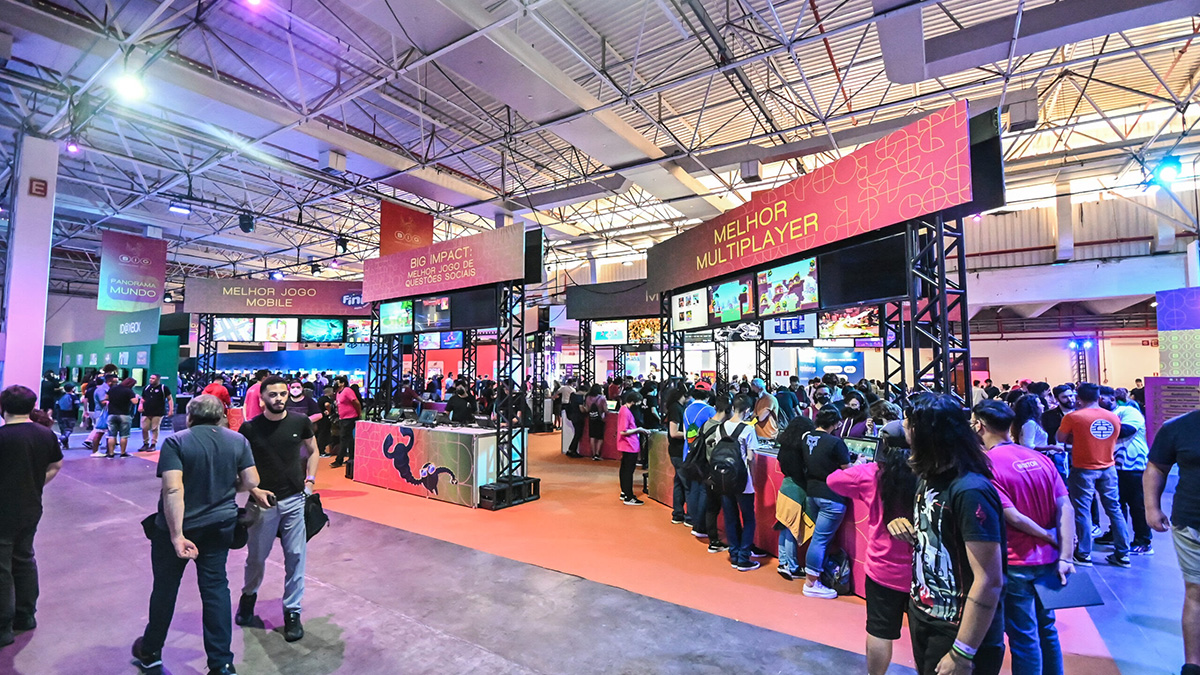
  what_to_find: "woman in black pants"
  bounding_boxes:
[616,391,649,504]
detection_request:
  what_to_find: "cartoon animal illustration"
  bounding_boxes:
[382,429,458,494]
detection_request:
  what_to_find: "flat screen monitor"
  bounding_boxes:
[844,436,881,462]
[818,233,907,307]
[707,275,755,325]
[818,306,880,339]
[253,317,298,342]
[212,317,254,342]
[591,320,628,346]
[606,399,618,412]
[627,318,661,345]
[345,319,373,343]
[414,296,451,332]
[440,331,464,349]
[300,318,344,343]
[379,300,413,335]
[763,314,817,340]
[757,257,818,317]
[417,332,440,350]
[450,287,498,330]
[671,288,708,332]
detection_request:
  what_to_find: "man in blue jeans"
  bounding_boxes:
[802,407,851,599]
[682,387,715,538]
[974,401,1075,675]
[715,395,759,571]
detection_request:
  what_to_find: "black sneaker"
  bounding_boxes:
[1131,544,1155,555]
[208,665,236,675]
[329,461,344,469]
[283,610,304,642]
[777,567,795,581]
[707,541,729,554]
[622,497,644,506]
[11,615,35,631]
[1072,553,1093,567]
[1094,531,1114,546]
[670,517,685,525]
[1105,553,1132,568]
[734,560,761,572]
[234,593,256,626]
[130,637,163,674]
[750,547,770,558]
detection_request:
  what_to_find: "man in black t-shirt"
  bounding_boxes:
[235,376,318,643]
[801,407,853,599]
[0,385,63,647]
[104,378,138,458]
[666,387,690,525]
[138,374,173,452]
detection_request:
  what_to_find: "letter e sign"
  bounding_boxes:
[28,178,48,198]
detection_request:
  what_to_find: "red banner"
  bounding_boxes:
[182,278,369,316]
[646,101,972,294]
[380,201,435,256]
[98,230,168,312]
[362,225,525,302]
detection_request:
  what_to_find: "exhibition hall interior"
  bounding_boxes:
[2,0,1200,673]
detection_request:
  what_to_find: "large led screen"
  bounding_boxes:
[591,320,628,346]
[418,332,440,350]
[440,331,464,349]
[818,233,907,307]
[379,300,413,335]
[627,318,661,345]
[708,275,755,325]
[345,319,373,343]
[212,317,253,342]
[450,287,498,330]
[254,317,299,342]
[300,318,344,343]
[763,314,817,340]
[757,257,818,317]
[414,296,451,332]
[818,306,880,339]
[671,288,708,332]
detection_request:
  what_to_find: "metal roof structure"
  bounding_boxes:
[1,0,1199,298]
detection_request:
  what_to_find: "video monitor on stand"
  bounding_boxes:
[707,275,756,325]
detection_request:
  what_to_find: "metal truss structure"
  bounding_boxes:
[194,313,215,386]
[366,302,405,420]
[881,301,908,401]
[578,320,594,386]
[496,279,526,481]
[755,338,771,383]
[411,345,427,390]
[612,348,627,380]
[714,339,730,393]
[461,330,478,382]
[660,295,684,381]
[529,330,550,432]
[1071,345,1090,383]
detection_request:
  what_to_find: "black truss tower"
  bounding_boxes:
[461,329,478,381]
[496,279,526,480]
[660,295,684,381]
[612,348,627,379]
[411,343,426,390]
[365,302,388,419]
[530,330,548,431]
[755,338,771,383]
[195,313,216,386]
[881,301,908,401]
[578,320,594,386]
[1071,344,1089,383]
[906,216,972,401]
[715,339,730,393]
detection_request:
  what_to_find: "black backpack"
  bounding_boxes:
[680,423,716,482]
[708,423,749,495]
[588,400,603,421]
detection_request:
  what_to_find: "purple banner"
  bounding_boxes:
[1157,288,1200,331]
[98,230,167,312]
[183,278,369,316]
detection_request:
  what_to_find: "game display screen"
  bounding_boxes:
[415,296,451,332]
[627,318,661,345]
[591,320,628,346]
[763,314,817,340]
[379,300,413,335]
[671,288,708,332]
[344,319,373,343]
[757,257,818,316]
[212,317,254,342]
[707,275,755,325]
[440,331,464,349]
[418,332,440,350]
[818,306,880,339]
[300,318,344,343]
[254,317,299,342]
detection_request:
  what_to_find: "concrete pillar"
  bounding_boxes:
[2,136,58,391]
[1188,240,1199,287]
[1154,189,1179,254]
[1054,183,1074,262]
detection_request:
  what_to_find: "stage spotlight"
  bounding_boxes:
[238,213,255,233]
[113,72,146,101]
[1082,339,1094,350]
[336,236,349,254]
[329,259,340,269]
[168,202,191,216]
[65,140,80,154]
[1154,156,1182,184]
[270,271,285,281]
[311,263,322,275]
[1067,340,1078,350]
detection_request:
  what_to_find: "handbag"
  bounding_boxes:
[305,492,330,541]
[140,509,250,550]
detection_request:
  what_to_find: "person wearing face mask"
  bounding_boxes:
[284,380,322,425]
[807,384,834,420]
[834,390,869,438]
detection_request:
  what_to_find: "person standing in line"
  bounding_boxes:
[801,407,852,599]
[889,394,1007,675]
[242,370,269,423]
[774,384,799,427]
[665,384,691,524]
[1040,385,1076,443]
[131,395,259,675]
[0,386,64,648]
[139,374,174,452]
[54,384,80,449]
[234,376,319,642]
[1145,408,1200,675]
[584,384,608,462]
[683,387,717,539]
[984,379,1001,401]
[554,378,575,431]
[973,401,1074,675]
[105,377,139,458]
[1098,387,1153,554]
[775,415,816,581]
[616,391,649,505]
[1130,378,1146,411]
[712,394,759,571]
[788,375,811,415]
[1056,383,1131,568]
[315,385,338,458]
[750,378,780,442]
[330,376,360,476]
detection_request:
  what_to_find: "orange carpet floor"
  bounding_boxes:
[291,431,1117,673]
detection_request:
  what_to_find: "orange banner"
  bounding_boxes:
[380,201,434,256]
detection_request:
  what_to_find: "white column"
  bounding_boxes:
[2,136,58,391]
[1187,240,1199,287]
[1054,183,1074,262]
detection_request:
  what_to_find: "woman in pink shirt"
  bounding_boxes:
[827,444,918,675]
[617,391,650,505]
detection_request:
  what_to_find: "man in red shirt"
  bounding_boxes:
[242,370,269,422]
[201,376,232,411]
[1056,382,1130,567]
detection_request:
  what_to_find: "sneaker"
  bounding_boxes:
[1095,531,1114,546]
[90,450,106,458]
[234,593,256,626]
[208,665,236,675]
[329,461,344,469]
[11,615,35,632]
[690,529,709,539]
[1131,544,1155,555]
[1072,553,1093,567]
[1105,553,1132,568]
[284,610,304,642]
[777,567,795,581]
[1091,525,1103,538]
[623,497,644,506]
[83,440,93,451]
[750,547,770,558]
[138,445,150,452]
[802,580,839,599]
[592,455,602,461]
[707,541,730,554]
[130,637,163,674]
[734,560,761,572]
[120,452,130,458]
[671,517,685,525]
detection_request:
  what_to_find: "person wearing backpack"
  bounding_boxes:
[584,384,608,461]
[617,391,651,505]
[683,387,716,539]
[54,384,80,449]
[801,406,853,599]
[697,395,733,554]
[708,394,760,571]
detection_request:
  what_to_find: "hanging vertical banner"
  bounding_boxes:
[380,201,435,256]
[98,230,167,312]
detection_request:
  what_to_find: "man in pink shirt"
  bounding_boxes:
[330,376,361,477]
[973,401,1075,675]
[242,370,269,422]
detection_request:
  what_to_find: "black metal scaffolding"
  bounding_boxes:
[495,279,526,482]
[907,216,972,401]
[194,313,216,385]
[578,319,594,385]
[612,348,627,379]
[755,338,771,383]
[715,339,729,392]
[461,329,478,381]
[660,294,684,380]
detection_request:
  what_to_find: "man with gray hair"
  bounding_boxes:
[750,377,780,441]
[132,395,259,675]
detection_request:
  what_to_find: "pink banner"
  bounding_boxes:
[182,278,369,316]
[362,225,525,302]
[98,230,168,312]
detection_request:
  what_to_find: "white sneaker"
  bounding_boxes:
[802,581,838,599]
[90,450,106,458]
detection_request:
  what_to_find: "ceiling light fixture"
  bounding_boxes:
[65,139,81,154]
[238,212,255,233]
[270,271,285,281]
[310,262,322,275]
[972,214,981,223]
[336,236,349,254]
[622,260,634,266]
[1154,156,1182,184]
[113,72,146,101]
[168,202,191,216]
[329,259,340,269]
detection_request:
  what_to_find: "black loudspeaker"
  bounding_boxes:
[238,213,255,233]
[524,229,544,284]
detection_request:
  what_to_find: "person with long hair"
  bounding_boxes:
[617,391,650,505]
[774,415,816,581]
[827,442,919,675]
[1011,394,1049,449]
[890,394,1006,675]
[834,390,869,438]
[584,384,608,461]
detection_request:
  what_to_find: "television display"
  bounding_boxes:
[671,288,708,332]
[707,275,755,325]
[300,318,344,343]
[591,320,628,346]
[345,319,373,343]
[450,287,498,330]
[818,233,907,307]
[757,257,818,316]
[763,314,817,340]
[254,317,299,342]
[414,296,451,332]
[212,317,254,342]
[818,306,880,339]
[627,318,661,345]
[418,332,440,350]
[440,331,464,349]
[380,300,413,335]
